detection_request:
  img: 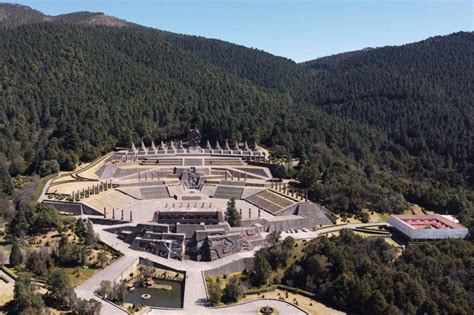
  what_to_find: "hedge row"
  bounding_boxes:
[245,284,315,299]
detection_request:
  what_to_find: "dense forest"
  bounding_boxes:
[0,4,473,229]
[252,231,474,314]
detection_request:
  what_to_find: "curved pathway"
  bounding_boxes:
[279,222,390,240]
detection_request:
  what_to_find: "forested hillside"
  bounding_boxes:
[252,230,474,314]
[0,4,472,229]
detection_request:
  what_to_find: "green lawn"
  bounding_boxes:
[63,267,101,287]
[206,240,307,291]
[206,271,244,290]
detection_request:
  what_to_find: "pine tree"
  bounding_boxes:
[46,269,77,309]
[224,198,241,227]
[0,155,13,195]
[9,243,23,267]
[252,251,271,286]
[222,276,243,303]
[207,279,222,306]
[14,273,44,313]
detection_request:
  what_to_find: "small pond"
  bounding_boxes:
[124,279,183,308]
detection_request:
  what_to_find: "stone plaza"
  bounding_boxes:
[42,131,332,262]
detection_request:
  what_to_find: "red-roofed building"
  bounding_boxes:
[388,214,468,243]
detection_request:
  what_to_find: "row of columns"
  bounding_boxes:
[224,171,248,182]
[104,208,133,222]
[244,154,267,162]
[115,151,268,162]
[270,181,308,202]
[160,202,262,219]
[165,202,213,209]
[138,171,161,181]
[121,154,139,162]
[239,207,261,219]
[70,180,113,202]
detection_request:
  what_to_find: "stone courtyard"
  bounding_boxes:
[41,133,332,262]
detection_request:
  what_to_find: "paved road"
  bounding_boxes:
[38,177,55,202]
[170,299,306,315]
[214,299,306,315]
[279,222,390,240]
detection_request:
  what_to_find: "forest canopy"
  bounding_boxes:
[252,231,474,314]
[0,6,472,223]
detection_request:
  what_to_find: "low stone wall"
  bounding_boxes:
[93,293,131,314]
[82,203,103,216]
[90,218,129,225]
[247,161,282,177]
[42,200,83,215]
[138,257,186,309]
[274,203,299,216]
[203,257,254,277]
[241,216,325,232]
[116,257,140,283]
[240,218,265,227]
[265,218,312,232]
[140,257,185,274]
[211,298,308,315]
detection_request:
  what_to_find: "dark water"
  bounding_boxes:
[124,279,183,308]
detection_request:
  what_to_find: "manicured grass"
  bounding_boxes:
[63,267,101,287]
[378,212,391,221]
[242,288,343,315]
[206,240,307,290]
[206,271,243,290]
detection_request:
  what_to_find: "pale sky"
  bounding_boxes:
[4,0,473,62]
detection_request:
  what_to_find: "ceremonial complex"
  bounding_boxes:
[42,130,332,261]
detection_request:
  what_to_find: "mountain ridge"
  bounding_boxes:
[0,4,472,225]
[0,3,129,27]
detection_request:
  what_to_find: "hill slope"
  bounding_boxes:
[0,4,472,224]
[0,3,128,27]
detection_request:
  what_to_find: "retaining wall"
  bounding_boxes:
[203,256,254,277]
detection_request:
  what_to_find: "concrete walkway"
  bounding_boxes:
[75,255,138,315]
[280,222,390,240]
[170,299,306,315]
[211,299,306,314]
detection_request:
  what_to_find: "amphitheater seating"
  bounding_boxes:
[140,160,158,165]
[259,190,294,207]
[213,185,244,199]
[140,186,170,199]
[235,168,269,177]
[210,170,228,176]
[219,180,246,187]
[204,159,243,166]
[113,168,150,178]
[157,159,183,166]
[120,181,166,187]
[246,190,295,214]
[247,195,281,213]
[184,158,203,166]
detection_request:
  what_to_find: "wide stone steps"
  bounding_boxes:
[213,185,244,199]
[140,186,170,199]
